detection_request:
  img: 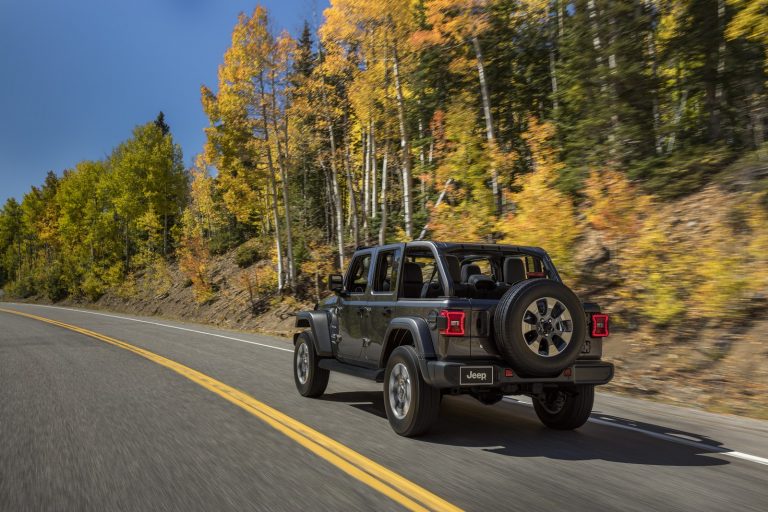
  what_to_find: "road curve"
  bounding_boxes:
[1,302,766,511]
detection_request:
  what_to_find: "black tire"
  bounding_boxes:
[293,331,330,398]
[493,279,586,377]
[533,385,594,430]
[383,346,441,437]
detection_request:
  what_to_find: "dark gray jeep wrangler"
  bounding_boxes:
[293,241,613,436]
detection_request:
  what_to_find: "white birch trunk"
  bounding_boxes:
[472,35,500,214]
[391,44,414,239]
[379,142,389,246]
[363,128,370,220]
[267,74,295,289]
[329,124,345,269]
[370,120,377,220]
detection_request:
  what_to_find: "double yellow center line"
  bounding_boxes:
[0,308,461,512]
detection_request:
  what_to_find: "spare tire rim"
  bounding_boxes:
[521,297,574,357]
[388,363,411,420]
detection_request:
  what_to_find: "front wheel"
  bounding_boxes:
[294,331,329,398]
[533,385,594,430]
[383,346,441,437]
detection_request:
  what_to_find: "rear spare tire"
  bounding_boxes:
[493,279,586,377]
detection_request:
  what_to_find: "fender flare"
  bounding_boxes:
[378,317,437,374]
[294,311,333,357]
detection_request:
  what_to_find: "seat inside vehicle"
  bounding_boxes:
[444,255,461,283]
[401,262,424,298]
[504,257,527,284]
[460,264,481,283]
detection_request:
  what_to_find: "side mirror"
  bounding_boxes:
[328,274,344,294]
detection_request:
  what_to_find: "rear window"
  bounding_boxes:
[445,250,551,298]
[460,257,497,281]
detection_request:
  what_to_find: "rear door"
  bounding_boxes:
[396,245,470,358]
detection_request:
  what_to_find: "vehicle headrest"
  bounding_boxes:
[504,257,527,284]
[460,264,481,283]
[468,274,495,291]
[403,262,423,283]
[444,255,461,283]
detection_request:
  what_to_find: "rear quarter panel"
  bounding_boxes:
[395,298,472,359]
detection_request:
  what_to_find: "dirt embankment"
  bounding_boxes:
[577,183,768,419]
[63,250,311,338]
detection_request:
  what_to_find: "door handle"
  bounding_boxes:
[383,308,392,316]
[358,306,371,317]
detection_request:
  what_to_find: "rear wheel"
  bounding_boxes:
[294,331,329,398]
[383,346,441,437]
[533,385,594,430]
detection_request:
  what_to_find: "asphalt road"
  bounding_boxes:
[1,302,766,511]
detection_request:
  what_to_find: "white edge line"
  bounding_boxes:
[6,303,767,468]
[8,303,294,353]
[502,397,768,467]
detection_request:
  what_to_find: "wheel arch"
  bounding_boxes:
[294,311,334,357]
[378,317,436,371]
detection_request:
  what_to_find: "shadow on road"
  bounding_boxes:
[320,391,388,419]
[320,391,730,467]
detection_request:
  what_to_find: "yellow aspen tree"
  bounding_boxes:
[201,7,291,291]
[416,0,501,213]
[322,0,419,238]
[496,118,580,280]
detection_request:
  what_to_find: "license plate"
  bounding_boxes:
[460,366,494,385]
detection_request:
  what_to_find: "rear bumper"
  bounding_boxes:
[423,360,614,389]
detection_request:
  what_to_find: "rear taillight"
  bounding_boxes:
[591,313,609,337]
[439,310,466,336]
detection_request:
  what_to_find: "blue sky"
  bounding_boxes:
[0,0,326,205]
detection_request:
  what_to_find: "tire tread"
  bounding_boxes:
[294,331,330,398]
[533,385,594,430]
[384,346,441,437]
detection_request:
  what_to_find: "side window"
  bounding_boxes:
[346,253,372,294]
[400,250,445,299]
[373,249,402,293]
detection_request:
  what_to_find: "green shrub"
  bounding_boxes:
[81,271,106,301]
[208,230,243,255]
[4,275,36,299]
[42,265,68,302]
[629,144,735,199]
[236,244,261,268]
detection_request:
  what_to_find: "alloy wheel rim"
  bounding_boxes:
[388,363,411,420]
[296,342,309,384]
[521,296,574,357]
[539,390,567,414]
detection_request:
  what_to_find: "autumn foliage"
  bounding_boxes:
[1,0,768,338]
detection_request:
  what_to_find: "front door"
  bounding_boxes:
[336,252,372,362]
